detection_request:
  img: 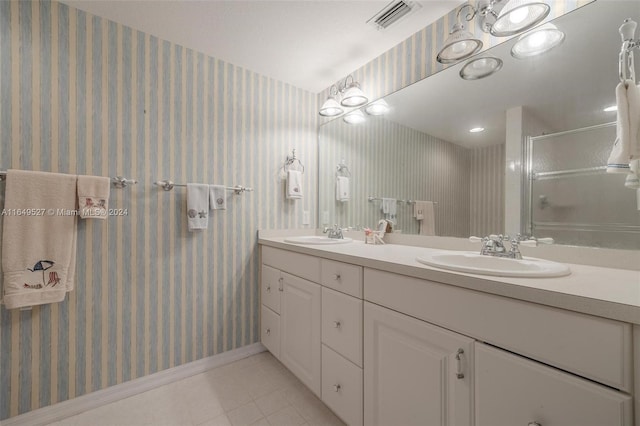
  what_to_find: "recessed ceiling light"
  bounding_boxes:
[603,105,617,112]
[469,127,485,133]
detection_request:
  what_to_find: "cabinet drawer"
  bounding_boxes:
[262,246,321,283]
[475,342,633,426]
[321,259,363,298]
[322,287,363,367]
[261,265,281,314]
[365,268,632,391]
[261,306,280,359]
[322,344,363,426]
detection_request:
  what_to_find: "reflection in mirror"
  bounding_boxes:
[318,1,640,250]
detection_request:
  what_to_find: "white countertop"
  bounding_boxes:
[259,235,640,324]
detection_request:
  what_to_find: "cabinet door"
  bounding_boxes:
[475,342,633,426]
[364,302,474,426]
[280,272,322,397]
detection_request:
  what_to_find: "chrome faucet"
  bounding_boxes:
[323,224,345,239]
[469,234,552,259]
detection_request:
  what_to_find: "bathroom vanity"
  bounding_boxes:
[258,233,639,426]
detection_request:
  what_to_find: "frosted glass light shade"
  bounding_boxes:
[341,83,368,107]
[437,23,483,64]
[343,110,366,124]
[511,23,565,59]
[460,57,503,80]
[491,0,550,37]
[319,96,344,117]
[365,99,390,115]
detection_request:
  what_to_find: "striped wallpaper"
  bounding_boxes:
[319,116,471,237]
[470,144,506,237]
[318,0,593,111]
[0,0,317,420]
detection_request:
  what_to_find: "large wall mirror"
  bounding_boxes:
[318,1,640,250]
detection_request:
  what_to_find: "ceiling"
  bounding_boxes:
[381,1,639,148]
[61,0,463,93]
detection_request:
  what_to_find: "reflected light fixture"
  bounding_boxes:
[460,56,503,80]
[319,74,369,116]
[343,110,366,125]
[365,99,390,115]
[437,0,551,64]
[604,105,618,112]
[469,127,485,133]
[319,85,344,117]
[510,23,565,59]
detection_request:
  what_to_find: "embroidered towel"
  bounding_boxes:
[414,201,435,236]
[77,175,110,219]
[286,170,303,199]
[209,185,227,210]
[1,170,78,309]
[607,81,640,173]
[186,183,209,231]
[335,176,350,202]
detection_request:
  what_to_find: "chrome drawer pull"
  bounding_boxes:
[333,384,341,392]
[333,321,341,329]
[265,328,271,335]
[455,348,465,379]
[278,277,284,292]
[332,274,341,281]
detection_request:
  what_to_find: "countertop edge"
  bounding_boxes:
[258,238,640,325]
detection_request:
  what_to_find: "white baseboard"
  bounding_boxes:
[1,343,266,426]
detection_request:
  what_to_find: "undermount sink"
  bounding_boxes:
[284,236,353,245]
[416,251,571,278]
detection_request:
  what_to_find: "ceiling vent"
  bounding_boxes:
[367,1,422,30]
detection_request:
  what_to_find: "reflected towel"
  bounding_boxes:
[607,81,640,173]
[209,185,227,210]
[413,201,435,236]
[286,170,303,200]
[336,176,350,202]
[186,183,209,231]
[2,170,78,309]
[381,198,396,219]
[77,175,110,219]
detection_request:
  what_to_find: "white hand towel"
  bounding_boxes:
[209,185,227,210]
[335,176,350,202]
[286,170,303,200]
[414,201,435,236]
[186,183,209,231]
[2,170,78,309]
[381,198,397,219]
[77,175,111,219]
[607,81,640,173]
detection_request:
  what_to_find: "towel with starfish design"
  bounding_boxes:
[186,183,209,231]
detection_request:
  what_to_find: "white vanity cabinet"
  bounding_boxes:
[261,247,322,396]
[364,301,474,426]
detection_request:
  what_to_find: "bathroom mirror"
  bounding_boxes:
[318,1,640,250]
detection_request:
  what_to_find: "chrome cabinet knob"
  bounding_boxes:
[265,328,271,335]
[266,285,271,293]
[332,274,341,281]
[333,384,341,392]
[333,321,341,329]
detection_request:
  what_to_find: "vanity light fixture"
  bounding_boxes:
[319,75,369,116]
[510,23,565,59]
[460,56,503,80]
[343,110,366,125]
[603,105,618,112]
[365,99,390,115]
[469,127,485,133]
[437,0,551,64]
[319,86,344,117]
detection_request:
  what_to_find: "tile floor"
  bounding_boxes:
[48,352,346,426]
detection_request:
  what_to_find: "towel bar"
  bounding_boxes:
[0,171,138,189]
[368,196,438,205]
[153,180,254,195]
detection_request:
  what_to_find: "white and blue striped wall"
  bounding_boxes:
[0,0,317,419]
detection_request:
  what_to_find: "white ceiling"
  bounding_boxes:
[381,1,639,148]
[61,0,463,93]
